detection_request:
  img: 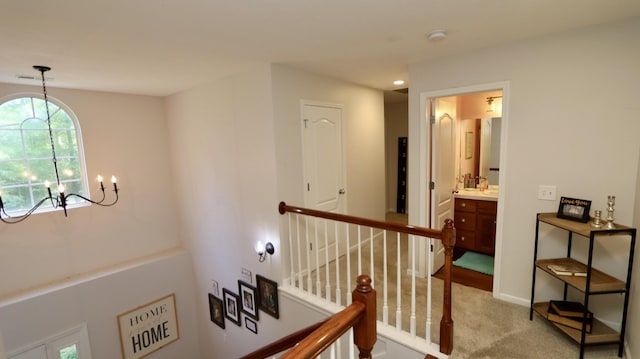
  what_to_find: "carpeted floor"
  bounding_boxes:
[301,213,622,358]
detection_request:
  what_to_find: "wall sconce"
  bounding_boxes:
[257,242,275,262]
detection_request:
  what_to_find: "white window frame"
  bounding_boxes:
[8,323,93,359]
[0,92,90,216]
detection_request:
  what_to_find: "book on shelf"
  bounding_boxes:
[547,302,593,333]
[549,300,593,318]
[547,263,587,277]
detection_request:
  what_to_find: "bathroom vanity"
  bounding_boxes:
[453,189,498,256]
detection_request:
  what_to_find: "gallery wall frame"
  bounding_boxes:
[223,288,241,326]
[256,275,279,319]
[208,293,225,329]
[238,280,259,320]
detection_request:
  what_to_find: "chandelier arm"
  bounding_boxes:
[0,196,53,224]
[65,192,119,207]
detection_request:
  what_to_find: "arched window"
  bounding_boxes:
[0,94,88,215]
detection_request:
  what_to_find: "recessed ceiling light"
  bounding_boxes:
[393,80,405,86]
[427,30,447,41]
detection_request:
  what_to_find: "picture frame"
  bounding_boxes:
[208,293,225,329]
[465,131,473,159]
[557,196,591,223]
[256,275,279,319]
[223,288,241,326]
[245,317,258,334]
[117,293,180,359]
[238,280,259,320]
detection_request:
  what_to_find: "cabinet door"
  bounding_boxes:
[456,230,476,251]
[476,212,496,255]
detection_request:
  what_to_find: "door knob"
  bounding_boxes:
[339,189,346,195]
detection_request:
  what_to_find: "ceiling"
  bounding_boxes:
[1,1,639,97]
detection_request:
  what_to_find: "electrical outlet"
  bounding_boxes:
[538,185,557,201]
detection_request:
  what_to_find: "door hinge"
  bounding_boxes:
[430,115,436,124]
[429,181,435,190]
[303,118,309,128]
[310,243,313,250]
[307,183,310,191]
[430,244,434,252]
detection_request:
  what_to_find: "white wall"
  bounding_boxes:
[165,65,285,358]
[271,64,386,221]
[0,84,181,297]
[629,148,640,357]
[164,64,387,357]
[0,249,201,359]
[409,17,640,356]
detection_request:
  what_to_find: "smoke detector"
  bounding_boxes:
[427,30,447,41]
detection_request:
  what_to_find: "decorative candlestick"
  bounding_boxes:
[590,210,603,228]
[605,195,615,229]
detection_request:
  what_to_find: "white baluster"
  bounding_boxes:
[410,234,416,337]
[382,230,388,325]
[396,231,402,330]
[335,221,341,306]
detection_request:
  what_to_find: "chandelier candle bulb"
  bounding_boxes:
[112,176,118,193]
[97,175,105,192]
[45,181,53,198]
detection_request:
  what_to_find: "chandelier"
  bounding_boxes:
[0,66,119,224]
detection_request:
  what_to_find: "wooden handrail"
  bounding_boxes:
[281,275,376,359]
[278,201,455,356]
[240,275,376,359]
[238,319,329,359]
[279,201,445,239]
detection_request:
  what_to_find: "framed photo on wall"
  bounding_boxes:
[223,288,241,326]
[238,280,259,320]
[245,317,258,334]
[557,196,591,223]
[257,275,279,319]
[208,293,225,329]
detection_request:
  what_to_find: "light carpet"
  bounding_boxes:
[302,213,621,358]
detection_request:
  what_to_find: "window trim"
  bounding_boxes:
[0,92,91,215]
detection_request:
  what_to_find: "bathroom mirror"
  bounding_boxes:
[458,117,501,186]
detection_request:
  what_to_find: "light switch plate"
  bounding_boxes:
[538,185,557,201]
[241,267,252,283]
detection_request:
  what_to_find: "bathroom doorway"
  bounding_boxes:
[421,82,509,297]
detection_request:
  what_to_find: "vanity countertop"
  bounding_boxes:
[454,188,499,202]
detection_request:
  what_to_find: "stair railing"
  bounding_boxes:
[277,201,455,357]
[240,274,376,359]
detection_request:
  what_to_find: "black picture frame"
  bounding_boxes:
[238,280,259,320]
[245,317,258,334]
[256,275,279,319]
[208,293,225,329]
[557,197,591,223]
[223,288,241,326]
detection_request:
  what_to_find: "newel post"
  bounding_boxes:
[439,218,455,355]
[352,275,376,359]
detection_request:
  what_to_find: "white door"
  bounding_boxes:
[302,102,346,267]
[429,98,456,274]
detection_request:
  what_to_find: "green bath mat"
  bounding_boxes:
[453,251,494,275]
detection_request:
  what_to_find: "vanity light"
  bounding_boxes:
[257,242,275,262]
[393,80,405,86]
[486,96,503,113]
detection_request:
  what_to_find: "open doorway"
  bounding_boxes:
[421,82,509,296]
[384,89,409,224]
